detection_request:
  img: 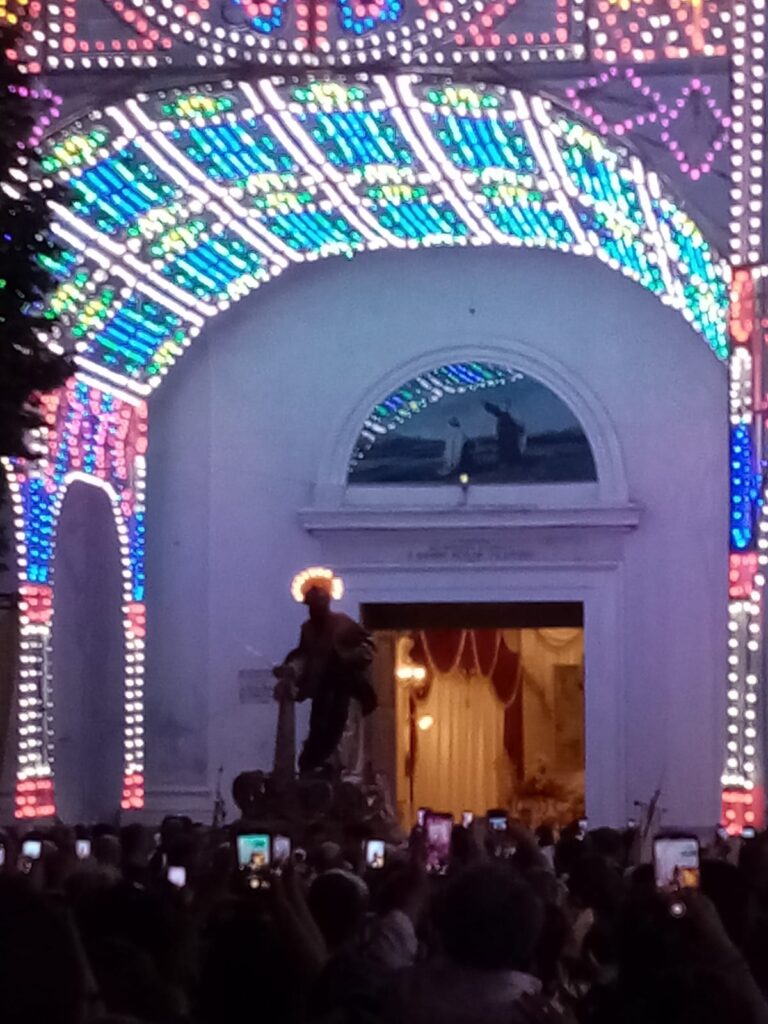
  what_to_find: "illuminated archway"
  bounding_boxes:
[43,74,727,395]
[7,73,730,817]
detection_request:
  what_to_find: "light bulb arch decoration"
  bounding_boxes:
[8,72,731,818]
[39,73,728,400]
[2,378,148,819]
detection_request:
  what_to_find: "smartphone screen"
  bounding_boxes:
[627,818,637,830]
[488,815,507,832]
[417,807,427,828]
[365,839,385,869]
[424,813,453,875]
[272,835,291,863]
[167,865,186,888]
[22,839,41,860]
[0,845,5,867]
[742,827,756,839]
[76,839,91,860]
[578,817,589,833]
[236,833,270,870]
[462,811,474,828]
[653,836,700,891]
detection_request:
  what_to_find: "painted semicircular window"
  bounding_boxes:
[348,361,597,485]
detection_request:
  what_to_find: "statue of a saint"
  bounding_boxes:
[274,569,377,776]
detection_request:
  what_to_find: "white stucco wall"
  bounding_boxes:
[145,245,728,829]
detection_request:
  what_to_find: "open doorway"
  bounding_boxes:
[363,603,584,829]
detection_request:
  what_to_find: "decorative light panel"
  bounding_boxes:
[564,68,730,183]
[3,0,595,70]
[722,262,764,827]
[730,422,759,551]
[5,0,739,70]
[4,377,148,817]
[719,1,768,832]
[34,74,728,401]
[588,0,729,63]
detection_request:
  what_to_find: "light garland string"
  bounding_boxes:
[729,0,766,265]
[722,0,768,830]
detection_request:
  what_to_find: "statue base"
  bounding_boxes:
[230,767,403,846]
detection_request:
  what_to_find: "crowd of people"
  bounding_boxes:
[2,807,768,1024]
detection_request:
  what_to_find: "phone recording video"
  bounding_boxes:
[424,813,453,875]
[365,839,385,870]
[272,835,291,864]
[653,836,700,892]
[76,839,91,860]
[742,827,756,839]
[236,833,271,871]
[417,807,428,828]
[487,811,508,832]
[462,811,474,828]
[0,845,5,868]
[22,839,41,860]
[167,865,186,889]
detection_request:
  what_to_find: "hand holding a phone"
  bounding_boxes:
[670,890,740,957]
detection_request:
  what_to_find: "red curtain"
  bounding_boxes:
[411,628,524,781]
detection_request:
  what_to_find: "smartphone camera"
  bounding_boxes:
[462,811,474,828]
[237,834,272,890]
[424,813,453,875]
[76,839,91,860]
[272,835,292,864]
[653,835,700,894]
[167,865,186,889]
[236,834,271,872]
[22,839,42,860]
[365,839,386,870]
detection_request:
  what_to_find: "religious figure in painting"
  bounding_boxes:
[483,400,526,468]
[273,568,377,776]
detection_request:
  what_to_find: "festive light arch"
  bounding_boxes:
[9,71,732,818]
[40,73,728,398]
